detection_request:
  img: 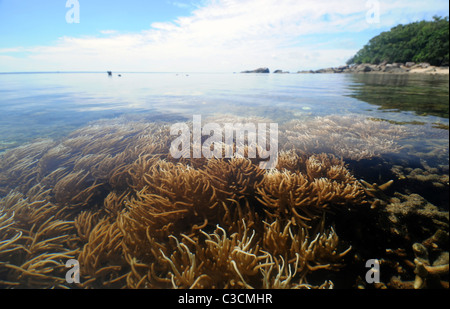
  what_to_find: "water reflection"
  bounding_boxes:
[346,73,449,119]
[0,72,449,153]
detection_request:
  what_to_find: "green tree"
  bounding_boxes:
[349,17,449,66]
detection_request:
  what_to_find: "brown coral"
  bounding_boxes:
[155,219,350,289]
[280,115,411,160]
[0,189,79,288]
[0,117,376,289]
[257,153,366,228]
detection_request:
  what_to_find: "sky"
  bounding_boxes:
[0,0,448,72]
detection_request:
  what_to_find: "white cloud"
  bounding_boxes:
[169,1,192,9]
[0,0,448,72]
[100,30,118,35]
[0,47,25,53]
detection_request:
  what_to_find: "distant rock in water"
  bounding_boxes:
[241,67,270,73]
[273,70,289,74]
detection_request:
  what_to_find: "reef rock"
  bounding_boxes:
[384,193,449,239]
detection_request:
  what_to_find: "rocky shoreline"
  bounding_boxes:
[298,62,449,75]
[241,63,449,75]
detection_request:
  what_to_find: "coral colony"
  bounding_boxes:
[0,115,448,289]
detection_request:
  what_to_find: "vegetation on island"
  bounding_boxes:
[347,16,449,66]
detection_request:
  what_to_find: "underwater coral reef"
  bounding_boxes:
[0,115,448,289]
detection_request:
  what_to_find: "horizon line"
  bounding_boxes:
[0,71,237,74]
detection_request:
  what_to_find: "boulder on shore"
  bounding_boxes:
[315,67,335,73]
[354,64,374,73]
[383,65,409,73]
[241,67,270,73]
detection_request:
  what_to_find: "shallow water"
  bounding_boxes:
[1,72,448,151]
[0,72,448,289]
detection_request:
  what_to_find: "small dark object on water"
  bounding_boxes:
[118,74,122,77]
[107,71,112,76]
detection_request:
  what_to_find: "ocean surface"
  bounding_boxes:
[0,72,448,152]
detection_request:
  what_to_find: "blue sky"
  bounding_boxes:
[0,0,448,72]
[0,0,199,47]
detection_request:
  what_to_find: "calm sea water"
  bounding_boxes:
[0,72,448,152]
